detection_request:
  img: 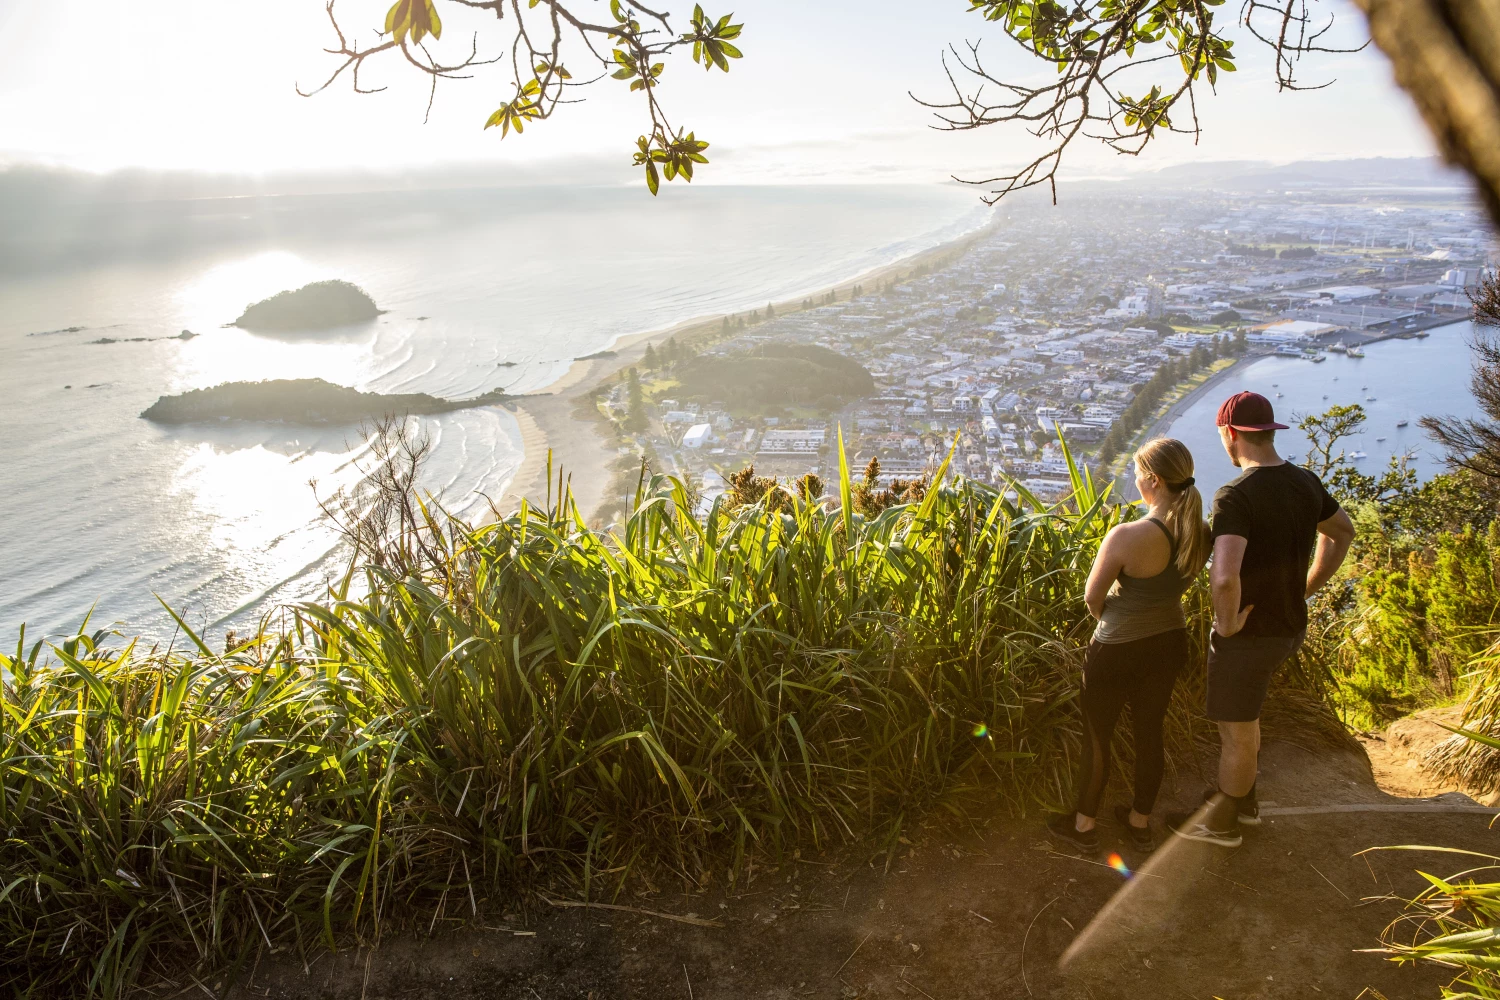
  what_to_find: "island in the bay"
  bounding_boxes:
[141,378,508,425]
[232,280,382,332]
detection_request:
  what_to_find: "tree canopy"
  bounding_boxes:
[302,0,741,195]
[303,1,1500,222]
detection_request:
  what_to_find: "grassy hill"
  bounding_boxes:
[672,344,875,410]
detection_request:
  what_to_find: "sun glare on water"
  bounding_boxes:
[175,251,329,327]
[164,250,381,392]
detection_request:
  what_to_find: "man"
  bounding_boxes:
[1170,391,1355,847]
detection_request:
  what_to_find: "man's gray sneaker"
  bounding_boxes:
[1167,809,1242,848]
[1203,787,1260,827]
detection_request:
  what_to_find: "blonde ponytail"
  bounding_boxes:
[1135,438,1210,577]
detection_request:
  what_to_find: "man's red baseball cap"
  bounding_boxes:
[1216,390,1289,432]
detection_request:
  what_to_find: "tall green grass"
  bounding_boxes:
[2,443,1138,996]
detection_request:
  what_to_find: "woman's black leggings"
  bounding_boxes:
[1073,628,1188,818]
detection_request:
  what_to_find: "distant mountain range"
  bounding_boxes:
[1075,156,1471,192]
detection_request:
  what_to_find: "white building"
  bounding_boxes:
[757,429,826,455]
[1310,285,1382,302]
[1162,332,1210,353]
[1035,405,1066,431]
[982,415,1000,443]
[682,423,714,449]
[1080,406,1117,427]
[1248,320,1339,344]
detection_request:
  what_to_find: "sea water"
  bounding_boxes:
[0,184,987,641]
[1164,321,1486,499]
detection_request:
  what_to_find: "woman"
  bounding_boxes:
[1047,437,1210,854]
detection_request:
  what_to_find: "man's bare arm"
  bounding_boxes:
[1306,507,1355,597]
[1211,534,1253,637]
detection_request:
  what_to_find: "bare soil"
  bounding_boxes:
[1358,703,1500,805]
[226,717,1500,1000]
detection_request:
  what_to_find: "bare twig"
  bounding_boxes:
[1022,896,1060,996]
[832,930,874,979]
[300,0,733,193]
[1200,866,1261,894]
[1046,850,1166,879]
[900,971,942,1000]
[914,1,1363,205]
[537,895,723,927]
[1309,862,1351,900]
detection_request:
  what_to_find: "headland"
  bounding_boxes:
[141,378,508,425]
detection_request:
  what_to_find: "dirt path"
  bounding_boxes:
[233,725,1500,1000]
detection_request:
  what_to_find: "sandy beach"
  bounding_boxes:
[1143,356,1250,442]
[1111,355,1250,501]
[496,212,1000,523]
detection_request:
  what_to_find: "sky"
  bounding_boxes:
[0,0,1437,187]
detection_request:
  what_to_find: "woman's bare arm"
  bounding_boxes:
[1084,527,1128,620]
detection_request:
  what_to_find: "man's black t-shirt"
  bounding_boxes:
[1210,462,1341,638]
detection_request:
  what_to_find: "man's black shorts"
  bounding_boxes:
[1206,631,1304,722]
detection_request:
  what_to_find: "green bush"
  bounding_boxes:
[1319,520,1500,728]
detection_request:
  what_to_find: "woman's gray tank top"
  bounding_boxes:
[1093,517,1191,644]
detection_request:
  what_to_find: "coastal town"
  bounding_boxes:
[612,189,1494,504]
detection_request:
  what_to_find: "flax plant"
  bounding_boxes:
[3,438,1130,996]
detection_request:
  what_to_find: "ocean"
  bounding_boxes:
[0,184,988,642]
[1163,321,1486,499]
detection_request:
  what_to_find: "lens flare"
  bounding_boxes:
[971,722,989,738]
[1107,852,1131,879]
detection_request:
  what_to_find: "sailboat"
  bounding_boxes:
[1396,420,1409,428]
